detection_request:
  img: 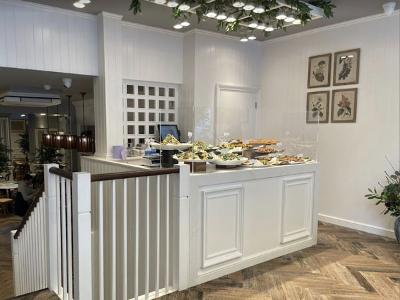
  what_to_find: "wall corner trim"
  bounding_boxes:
[98,11,123,20]
[318,213,395,239]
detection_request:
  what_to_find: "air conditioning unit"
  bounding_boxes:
[0,91,61,107]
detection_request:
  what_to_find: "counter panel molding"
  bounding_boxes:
[201,185,244,269]
[280,174,314,244]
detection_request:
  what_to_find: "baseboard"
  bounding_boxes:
[318,213,395,239]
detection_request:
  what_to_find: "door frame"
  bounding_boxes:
[214,83,260,144]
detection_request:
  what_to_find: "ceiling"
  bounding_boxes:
[0,67,93,100]
[24,0,399,40]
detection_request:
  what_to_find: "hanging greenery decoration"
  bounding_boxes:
[129,0,335,36]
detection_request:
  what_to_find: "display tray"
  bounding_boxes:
[150,142,192,151]
[210,157,248,166]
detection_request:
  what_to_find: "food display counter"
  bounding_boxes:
[81,137,319,288]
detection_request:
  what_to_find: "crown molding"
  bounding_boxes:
[264,10,400,45]
[122,21,184,38]
[184,28,263,44]
[98,11,123,20]
[0,0,96,20]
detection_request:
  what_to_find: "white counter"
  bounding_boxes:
[81,156,319,289]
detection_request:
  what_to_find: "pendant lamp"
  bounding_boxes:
[61,95,77,149]
[77,92,95,153]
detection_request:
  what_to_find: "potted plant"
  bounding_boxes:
[17,131,30,162]
[366,170,400,242]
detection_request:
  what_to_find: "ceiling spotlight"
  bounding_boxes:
[265,25,274,32]
[243,3,255,11]
[253,6,265,14]
[62,78,72,89]
[167,0,179,8]
[248,21,258,28]
[40,113,47,116]
[206,10,217,18]
[181,20,190,27]
[292,18,301,25]
[43,84,51,90]
[178,3,190,11]
[248,35,256,40]
[73,2,85,8]
[226,16,237,22]
[276,12,287,20]
[285,15,295,22]
[154,0,167,4]
[256,22,266,30]
[240,37,248,42]
[232,1,245,8]
[216,13,227,20]
[20,114,26,117]
[79,0,91,3]
[173,24,183,29]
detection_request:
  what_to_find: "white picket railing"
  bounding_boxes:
[12,163,190,300]
[11,192,48,296]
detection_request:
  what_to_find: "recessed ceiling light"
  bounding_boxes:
[216,13,227,20]
[206,10,217,18]
[154,0,167,4]
[226,16,237,23]
[292,19,301,25]
[173,24,183,29]
[285,15,295,22]
[248,35,257,40]
[181,20,190,27]
[40,113,46,116]
[232,1,245,8]
[167,0,179,8]
[253,6,265,14]
[256,23,266,30]
[265,25,274,32]
[248,21,258,28]
[240,37,248,42]
[243,3,255,11]
[20,114,26,117]
[79,0,91,4]
[276,12,287,20]
[73,2,85,8]
[178,3,190,11]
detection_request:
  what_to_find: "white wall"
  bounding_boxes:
[184,31,263,142]
[0,0,98,75]
[121,23,183,84]
[260,13,400,237]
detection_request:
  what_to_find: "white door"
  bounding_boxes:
[215,86,258,143]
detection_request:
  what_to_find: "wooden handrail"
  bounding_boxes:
[91,167,179,182]
[49,167,73,180]
[13,185,44,240]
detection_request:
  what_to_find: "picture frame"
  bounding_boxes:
[331,88,358,123]
[306,91,330,123]
[333,48,360,86]
[307,53,332,88]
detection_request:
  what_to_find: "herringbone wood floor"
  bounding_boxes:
[1,216,399,300]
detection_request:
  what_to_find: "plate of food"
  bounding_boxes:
[248,138,279,146]
[254,145,283,155]
[210,153,248,166]
[257,155,311,166]
[173,149,213,162]
[151,134,192,151]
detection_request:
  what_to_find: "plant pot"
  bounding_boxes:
[395,216,400,243]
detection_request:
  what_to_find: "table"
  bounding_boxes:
[0,182,18,197]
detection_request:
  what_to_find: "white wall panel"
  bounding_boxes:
[121,23,183,84]
[0,0,98,75]
[188,31,263,142]
[260,13,400,237]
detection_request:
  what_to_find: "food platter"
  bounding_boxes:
[151,142,192,151]
[211,157,248,166]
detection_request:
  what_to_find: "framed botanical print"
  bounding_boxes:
[331,88,358,123]
[333,48,360,85]
[306,91,330,123]
[307,53,331,88]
